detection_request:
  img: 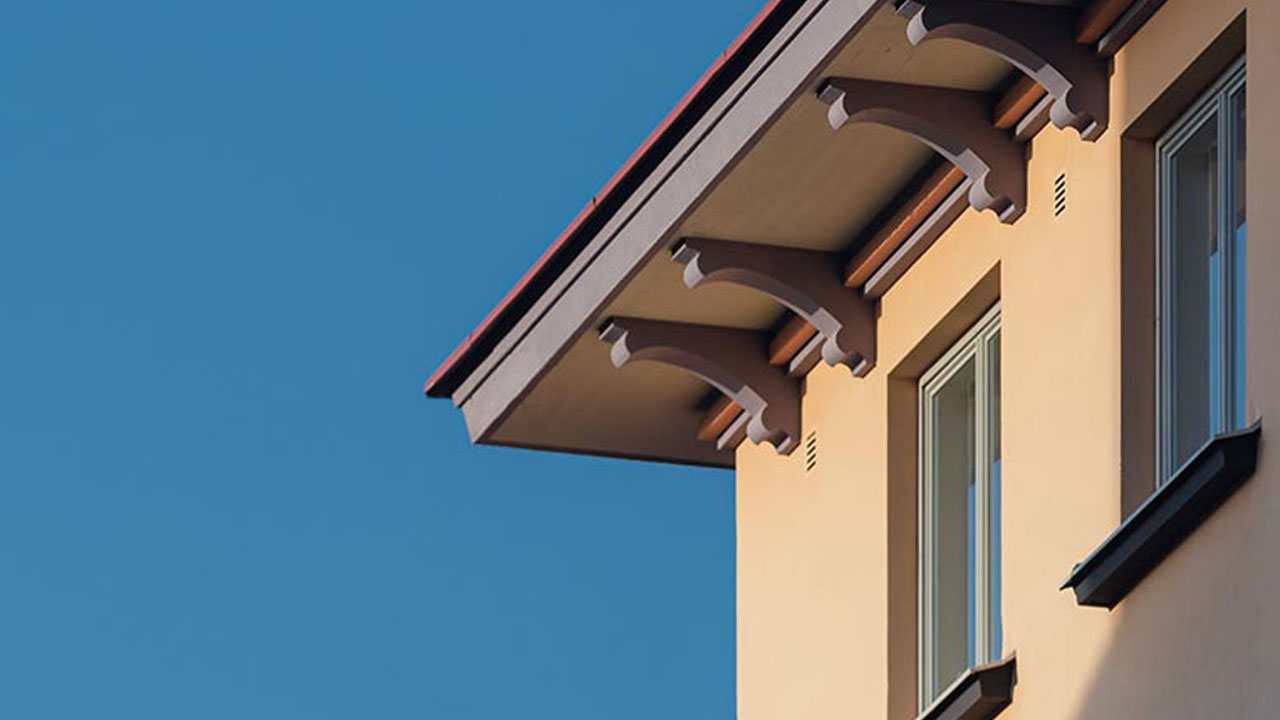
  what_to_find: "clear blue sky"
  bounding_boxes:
[0,1,760,717]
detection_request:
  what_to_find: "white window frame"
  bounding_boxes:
[1156,58,1247,485]
[918,304,1001,708]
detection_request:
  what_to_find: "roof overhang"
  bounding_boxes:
[426,0,1163,467]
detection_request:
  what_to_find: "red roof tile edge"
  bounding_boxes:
[424,0,802,399]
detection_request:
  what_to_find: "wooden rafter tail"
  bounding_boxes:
[994,76,1047,130]
[698,396,744,444]
[768,316,818,367]
[845,163,966,289]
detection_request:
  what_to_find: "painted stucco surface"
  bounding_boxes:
[736,1,1276,717]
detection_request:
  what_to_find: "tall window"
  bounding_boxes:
[919,306,1001,706]
[1158,59,1246,483]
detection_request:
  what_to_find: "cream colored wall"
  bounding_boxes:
[735,1,1276,718]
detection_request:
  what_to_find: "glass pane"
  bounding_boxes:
[929,357,976,700]
[1231,86,1247,429]
[986,334,1002,660]
[1169,114,1220,469]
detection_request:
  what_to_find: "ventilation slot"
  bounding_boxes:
[1053,172,1067,216]
[804,431,819,474]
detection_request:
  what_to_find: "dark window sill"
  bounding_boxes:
[917,655,1016,720]
[1062,424,1261,609]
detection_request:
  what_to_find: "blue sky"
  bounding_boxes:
[0,1,760,717]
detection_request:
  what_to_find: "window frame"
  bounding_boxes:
[917,304,1002,708]
[1156,57,1247,485]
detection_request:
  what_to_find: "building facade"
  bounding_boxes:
[427,1,1278,718]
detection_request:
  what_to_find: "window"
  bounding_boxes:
[1157,59,1246,484]
[919,306,1001,706]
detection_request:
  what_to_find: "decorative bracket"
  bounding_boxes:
[599,317,801,455]
[671,237,876,376]
[818,78,1026,223]
[898,0,1109,141]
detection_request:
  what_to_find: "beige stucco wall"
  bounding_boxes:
[735,1,1277,718]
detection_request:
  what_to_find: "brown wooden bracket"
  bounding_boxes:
[898,0,1110,141]
[818,78,1026,224]
[599,317,801,455]
[671,238,876,376]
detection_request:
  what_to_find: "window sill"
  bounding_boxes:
[1061,424,1261,609]
[916,655,1016,720]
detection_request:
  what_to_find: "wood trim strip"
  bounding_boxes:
[863,179,972,299]
[716,411,751,452]
[1097,0,1168,57]
[993,76,1046,130]
[1014,92,1055,142]
[844,164,966,288]
[769,316,819,366]
[787,332,826,377]
[697,396,744,443]
[1076,0,1132,44]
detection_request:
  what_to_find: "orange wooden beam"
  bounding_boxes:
[697,395,744,443]
[1076,0,1132,44]
[844,164,966,289]
[768,315,818,366]
[993,76,1047,130]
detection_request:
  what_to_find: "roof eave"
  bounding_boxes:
[423,0,806,400]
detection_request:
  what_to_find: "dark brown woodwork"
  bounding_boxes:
[1076,0,1133,44]
[769,316,818,366]
[820,77,1027,223]
[673,237,876,373]
[1097,0,1168,57]
[900,0,1110,140]
[1014,92,1054,142]
[716,411,750,452]
[863,178,971,298]
[993,77,1047,130]
[788,332,826,377]
[845,164,966,288]
[697,396,744,443]
[600,318,802,455]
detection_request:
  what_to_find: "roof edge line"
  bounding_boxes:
[424,0,806,399]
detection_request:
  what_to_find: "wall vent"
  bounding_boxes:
[804,431,819,474]
[1053,172,1068,216]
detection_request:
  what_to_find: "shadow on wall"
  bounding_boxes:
[1066,12,1273,718]
[1064,460,1276,719]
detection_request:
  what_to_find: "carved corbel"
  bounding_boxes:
[898,0,1109,140]
[671,238,876,376]
[818,78,1026,223]
[599,317,801,455]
